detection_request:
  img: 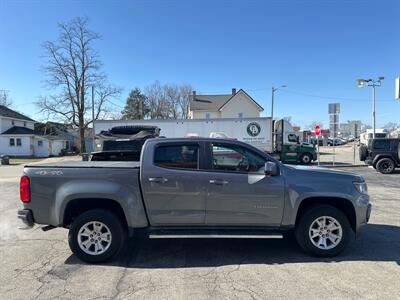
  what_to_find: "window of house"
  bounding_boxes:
[154,144,199,170]
[16,138,22,146]
[23,122,26,127]
[205,113,210,119]
[65,141,70,149]
[9,138,15,146]
[38,140,43,147]
[238,112,243,118]
[11,120,15,125]
[212,143,265,173]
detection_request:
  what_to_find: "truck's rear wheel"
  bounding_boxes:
[376,158,395,174]
[68,209,125,263]
[295,205,352,257]
[300,153,312,165]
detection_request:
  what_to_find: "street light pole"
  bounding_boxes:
[356,77,384,139]
[372,84,376,139]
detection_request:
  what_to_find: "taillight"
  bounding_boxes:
[20,176,30,203]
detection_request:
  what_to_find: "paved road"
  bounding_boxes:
[0,162,399,299]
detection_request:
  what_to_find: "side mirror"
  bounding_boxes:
[264,161,279,176]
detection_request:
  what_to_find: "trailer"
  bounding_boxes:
[94,118,316,164]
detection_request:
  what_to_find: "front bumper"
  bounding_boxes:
[17,209,34,227]
[312,152,317,161]
[366,203,372,223]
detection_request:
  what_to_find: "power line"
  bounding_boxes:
[279,89,394,102]
[107,99,124,109]
[194,86,395,102]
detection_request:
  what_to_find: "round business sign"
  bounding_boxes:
[247,122,261,137]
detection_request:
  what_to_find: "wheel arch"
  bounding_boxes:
[62,198,129,230]
[295,197,357,232]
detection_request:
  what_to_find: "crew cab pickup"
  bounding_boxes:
[18,138,371,262]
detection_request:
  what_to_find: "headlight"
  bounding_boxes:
[353,181,368,195]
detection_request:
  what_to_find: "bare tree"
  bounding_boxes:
[145,81,165,119]
[0,90,12,106]
[37,17,121,152]
[144,81,193,119]
[177,84,192,119]
[383,122,399,132]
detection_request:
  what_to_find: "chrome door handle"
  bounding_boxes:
[209,179,229,185]
[148,177,168,183]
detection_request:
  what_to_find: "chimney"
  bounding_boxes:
[192,90,196,99]
[232,88,237,95]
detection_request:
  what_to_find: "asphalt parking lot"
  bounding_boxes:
[0,157,399,299]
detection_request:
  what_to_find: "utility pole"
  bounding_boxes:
[271,87,275,122]
[270,85,286,152]
[92,85,95,153]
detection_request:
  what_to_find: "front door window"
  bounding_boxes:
[212,144,265,173]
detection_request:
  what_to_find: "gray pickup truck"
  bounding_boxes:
[18,138,371,263]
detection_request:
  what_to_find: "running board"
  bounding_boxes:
[149,234,283,239]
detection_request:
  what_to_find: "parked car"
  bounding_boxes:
[310,137,324,146]
[359,138,400,174]
[327,138,344,146]
[18,138,371,263]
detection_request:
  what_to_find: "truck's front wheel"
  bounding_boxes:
[300,153,312,165]
[68,209,125,263]
[295,205,352,257]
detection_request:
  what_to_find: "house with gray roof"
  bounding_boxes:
[0,105,69,157]
[188,88,264,119]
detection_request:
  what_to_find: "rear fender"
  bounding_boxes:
[55,180,148,228]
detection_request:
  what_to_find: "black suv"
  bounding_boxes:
[359,138,400,174]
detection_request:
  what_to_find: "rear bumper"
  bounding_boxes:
[17,209,34,227]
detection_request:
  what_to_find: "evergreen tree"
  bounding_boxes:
[122,88,149,119]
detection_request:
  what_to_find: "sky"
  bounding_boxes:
[0,0,399,129]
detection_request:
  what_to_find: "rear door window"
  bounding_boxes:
[154,144,199,170]
[373,140,390,150]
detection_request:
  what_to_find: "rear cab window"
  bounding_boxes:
[154,143,199,170]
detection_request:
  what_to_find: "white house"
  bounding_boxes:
[188,88,264,119]
[0,105,68,157]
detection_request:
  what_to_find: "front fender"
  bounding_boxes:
[281,190,356,227]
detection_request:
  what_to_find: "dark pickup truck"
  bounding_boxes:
[18,138,371,263]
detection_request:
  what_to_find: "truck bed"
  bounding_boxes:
[25,161,140,169]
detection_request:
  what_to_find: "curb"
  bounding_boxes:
[319,164,367,168]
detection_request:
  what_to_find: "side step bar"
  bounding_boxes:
[149,234,283,239]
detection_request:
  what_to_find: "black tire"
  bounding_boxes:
[295,205,352,257]
[359,145,368,161]
[376,158,395,174]
[300,153,312,165]
[68,209,125,263]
